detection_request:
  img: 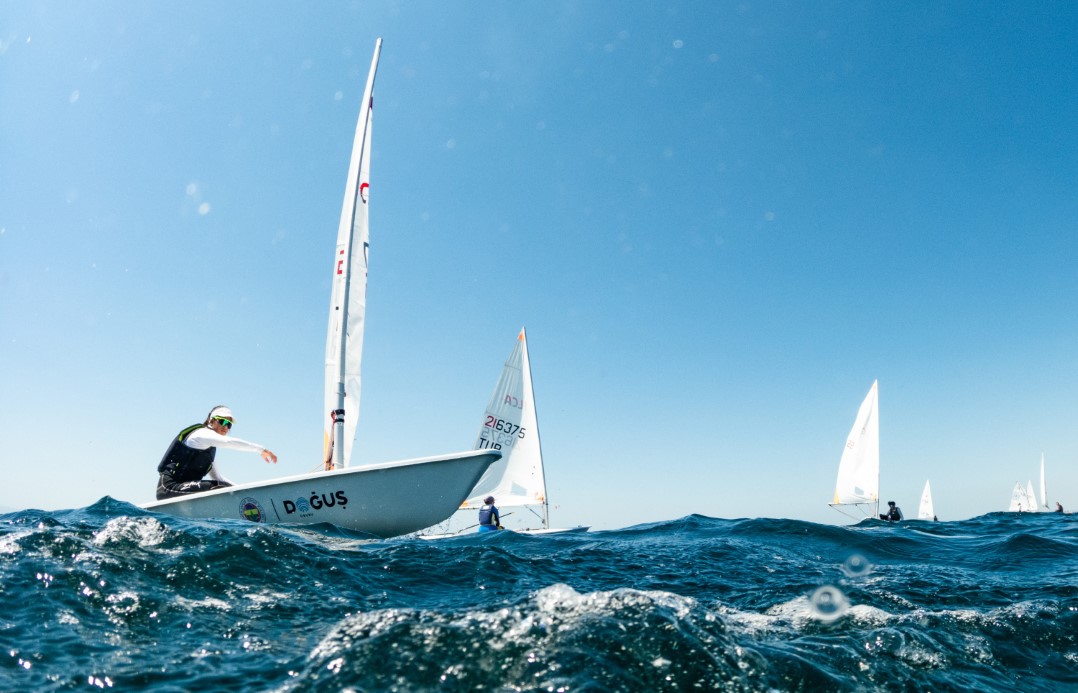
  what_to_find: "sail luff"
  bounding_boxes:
[324,38,382,469]
[520,328,550,528]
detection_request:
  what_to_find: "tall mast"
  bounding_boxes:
[326,38,382,470]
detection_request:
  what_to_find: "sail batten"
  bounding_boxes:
[324,38,382,469]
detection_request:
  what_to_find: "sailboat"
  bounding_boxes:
[423,328,587,537]
[917,480,935,520]
[1026,480,1039,512]
[1039,453,1049,511]
[829,380,880,520]
[1007,481,1037,512]
[142,39,500,537]
[1005,454,1052,513]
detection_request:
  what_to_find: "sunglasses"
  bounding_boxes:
[213,417,233,429]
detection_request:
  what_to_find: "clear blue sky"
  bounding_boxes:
[3,2,1077,528]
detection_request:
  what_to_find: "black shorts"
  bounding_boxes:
[156,476,232,500]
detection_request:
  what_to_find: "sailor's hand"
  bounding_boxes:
[262,449,278,464]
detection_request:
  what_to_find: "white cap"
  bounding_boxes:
[208,405,234,421]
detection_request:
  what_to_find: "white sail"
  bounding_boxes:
[465,328,548,517]
[324,39,381,469]
[1007,481,1037,512]
[419,328,588,538]
[830,380,880,517]
[917,480,934,520]
[1007,482,1024,511]
[1026,480,1039,513]
[1039,453,1048,510]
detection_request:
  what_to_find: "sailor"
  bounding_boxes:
[156,405,278,500]
[477,496,502,532]
[879,500,904,522]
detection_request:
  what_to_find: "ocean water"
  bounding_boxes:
[2,500,1076,691]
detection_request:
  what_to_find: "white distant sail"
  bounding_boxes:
[466,328,548,514]
[829,380,880,519]
[1008,482,1026,512]
[1039,453,1048,511]
[918,480,934,520]
[420,328,588,538]
[324,39,380,469]
[1007,481,1038,512]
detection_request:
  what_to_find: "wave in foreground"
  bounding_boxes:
[2,499,1076,690]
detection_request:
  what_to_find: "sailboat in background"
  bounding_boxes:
[423,328,587,537]
[1026,480,1039,512]
[829,380,880,520]
[1039,453,1049,511]
[917,480,935,520]
[1007,481,1038,512]
[142,39,500,537]
[1005,453,1053,513]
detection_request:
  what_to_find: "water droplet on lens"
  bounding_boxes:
[809,585,850,622]
[841,553,872,578]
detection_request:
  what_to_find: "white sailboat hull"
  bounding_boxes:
[143,450,500,538]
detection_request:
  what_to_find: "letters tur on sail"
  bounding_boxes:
[324,39,381,469]
[831,380,880,512]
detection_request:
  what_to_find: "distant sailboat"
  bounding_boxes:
[1039,453,1049,511]
[422,328,588,537]
[1007,481,1037,513]
[917,480,935,520]
[829,380,880,520]
[1006,454,1051,513]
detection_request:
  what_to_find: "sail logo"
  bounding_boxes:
[360,181,370,204]
[239,498,266,524]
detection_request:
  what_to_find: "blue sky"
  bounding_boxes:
[3,1,1077,528]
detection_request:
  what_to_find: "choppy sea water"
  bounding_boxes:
[2,500,1076,691]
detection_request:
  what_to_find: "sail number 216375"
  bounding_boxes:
[484,416,526,439]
